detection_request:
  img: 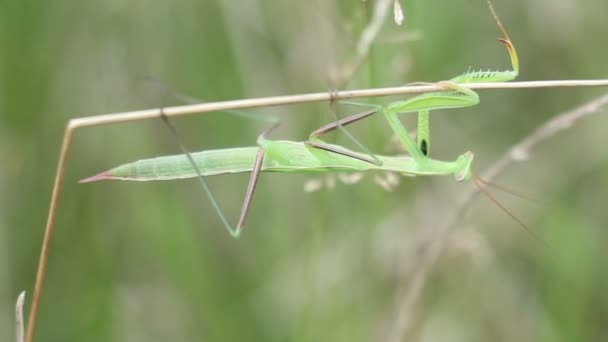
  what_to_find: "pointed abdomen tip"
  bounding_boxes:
[79,171,113,183]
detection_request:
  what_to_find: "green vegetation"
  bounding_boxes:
[2,1,608,341]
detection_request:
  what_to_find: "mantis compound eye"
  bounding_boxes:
[420,139,428,156]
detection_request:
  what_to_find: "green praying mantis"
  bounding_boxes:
[80,1,518,238]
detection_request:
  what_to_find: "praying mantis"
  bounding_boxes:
[80,1,518,238]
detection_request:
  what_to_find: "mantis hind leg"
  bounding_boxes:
[158,100,277,237]
[235,124,279,233]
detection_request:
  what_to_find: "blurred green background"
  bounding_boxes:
[2,0,608,341]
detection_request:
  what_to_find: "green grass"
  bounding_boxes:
[2,1,608,341]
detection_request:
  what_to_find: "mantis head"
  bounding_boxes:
[454,151,474,182]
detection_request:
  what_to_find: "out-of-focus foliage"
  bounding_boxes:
[1,0,608,341]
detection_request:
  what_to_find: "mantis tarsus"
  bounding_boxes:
[23,0,608,341]
[81,1,518,238]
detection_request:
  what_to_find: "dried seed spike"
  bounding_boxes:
[393,1,405,26]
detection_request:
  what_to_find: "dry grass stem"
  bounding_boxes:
[69,80,608,129]
[16,291,25,342]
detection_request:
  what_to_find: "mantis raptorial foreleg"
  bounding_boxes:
[308,80,480,166]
